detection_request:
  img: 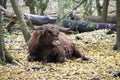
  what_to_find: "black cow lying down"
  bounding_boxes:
[62,19,116,34]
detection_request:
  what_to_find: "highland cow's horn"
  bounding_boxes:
[58,21,77,32]
[34,21,77,32]
[34,25,43,30]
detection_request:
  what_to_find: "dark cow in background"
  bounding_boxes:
[28,24,91,63]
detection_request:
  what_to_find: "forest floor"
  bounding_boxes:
[0,29,120,80]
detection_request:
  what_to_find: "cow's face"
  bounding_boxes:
[40,24,61,47]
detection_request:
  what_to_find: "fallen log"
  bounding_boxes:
[0,5,56,25]
[0,5,116,34]
[62,19,116,34]
[87,16,116,24]
[0,5,77,32]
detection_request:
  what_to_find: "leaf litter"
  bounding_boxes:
[0,29,120,80]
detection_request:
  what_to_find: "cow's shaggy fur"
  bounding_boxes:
[28,24,90,63]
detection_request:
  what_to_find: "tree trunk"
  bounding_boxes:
[37,0,49,15]
[81,0,91,18]
[88,0,93,16]
[102,0,109,22]
[56,0,65,25]
[24,0,36,14]
[114,0,120,50]
[96,0,102,16]
[0,0,7,8]
[10,0,31,43]
[0,9,20,65]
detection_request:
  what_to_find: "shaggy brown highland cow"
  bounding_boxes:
[28,24,91,63]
